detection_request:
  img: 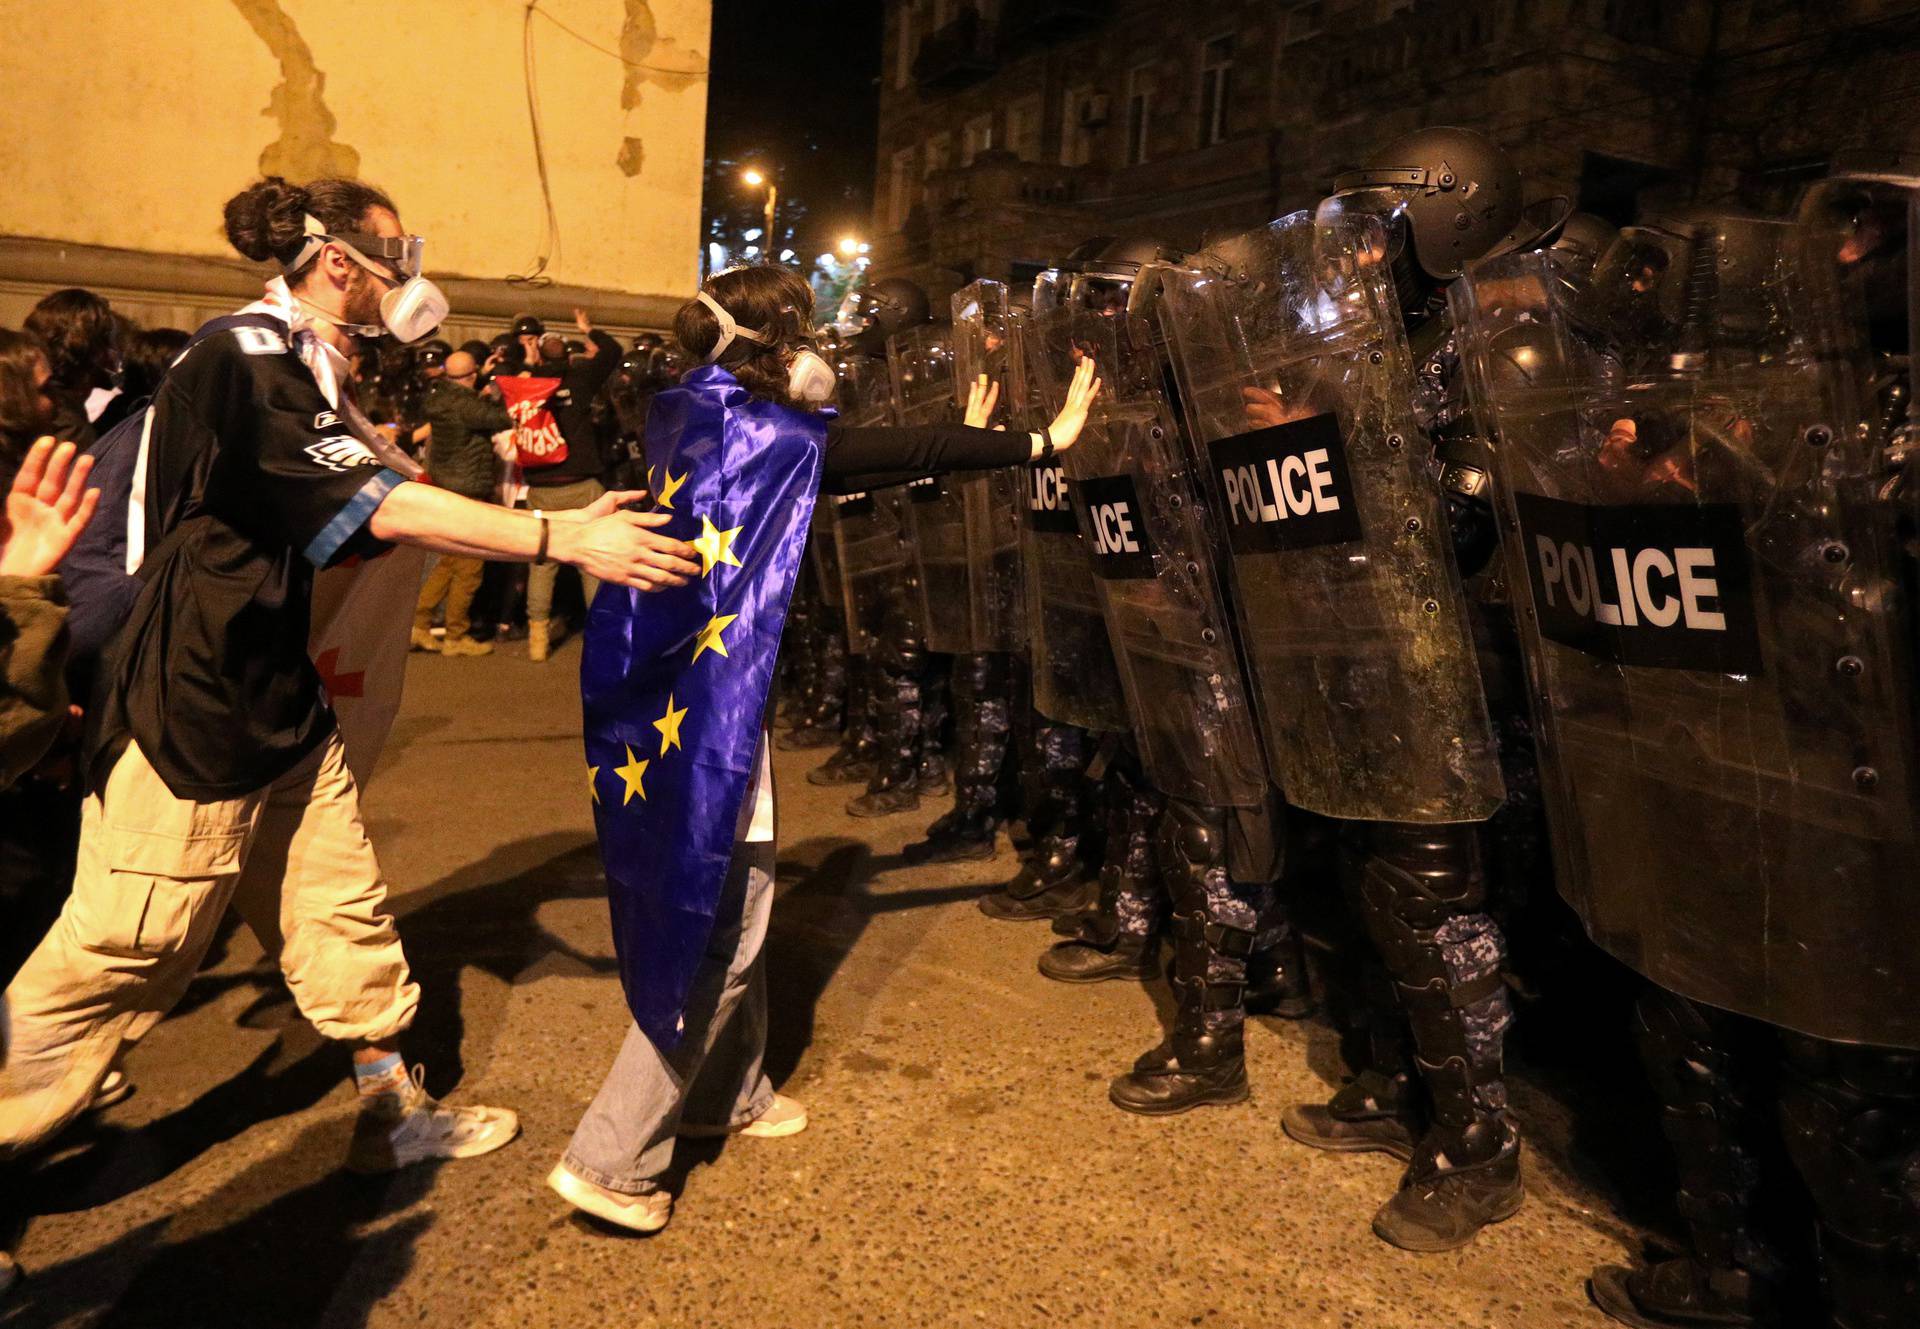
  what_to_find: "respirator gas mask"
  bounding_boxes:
[697,289,836,403]
[286,214,450,344]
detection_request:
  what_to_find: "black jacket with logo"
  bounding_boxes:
[87,316,405,799]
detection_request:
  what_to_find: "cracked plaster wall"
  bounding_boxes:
[0,0,710,299]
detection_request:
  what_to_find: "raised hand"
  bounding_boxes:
[0,438,100,578]
[1042,356,1103,453]
[963,374,1001,429]
[1241,384,1310,430]
[574,307,594,335]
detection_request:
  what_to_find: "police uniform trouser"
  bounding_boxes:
[0,733,419,1158]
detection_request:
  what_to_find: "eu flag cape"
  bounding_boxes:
[581,365,826,1050]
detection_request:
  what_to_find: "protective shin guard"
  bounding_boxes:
[907,654,1008,862]
[1355,821,1523,1250]
[848,642,926,816]
[1041,776,1164,978]
[809,656,878,784]
[1778,1036,1920,1329]
[1108,801,1250,1116]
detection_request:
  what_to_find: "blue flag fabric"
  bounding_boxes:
[581,365,826,1050]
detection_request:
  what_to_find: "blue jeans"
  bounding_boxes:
[562,839,776,1194]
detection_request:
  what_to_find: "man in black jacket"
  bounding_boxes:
[413,350,511,656]
[525,309,621,661]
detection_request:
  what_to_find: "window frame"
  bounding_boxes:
[1197,32,1235,149]
[1123,61,1154,167]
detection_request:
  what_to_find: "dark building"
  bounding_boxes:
[869,0,1920,298]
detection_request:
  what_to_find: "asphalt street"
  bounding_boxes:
[3,633,1667,1329]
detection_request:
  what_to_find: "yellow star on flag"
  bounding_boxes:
[614,745,650,805]
[587,764,601,804]
[654,693,689,754]
[693,514,744,577]
[691,612,739,663]
[656,467,688,510]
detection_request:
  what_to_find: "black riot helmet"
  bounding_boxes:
[417,337,452,373]
[1065,236,1187,314]
[1798,152,1919,357]
[1547,211,1620,281]
[1325,126,1525,283]
[847,277,932,356]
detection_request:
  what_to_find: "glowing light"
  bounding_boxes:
[742,168,765,187]
[838,236,861,257]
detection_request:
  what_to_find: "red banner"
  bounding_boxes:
[496,375,568,469]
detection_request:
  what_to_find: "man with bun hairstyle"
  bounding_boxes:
[0,175,700,1176]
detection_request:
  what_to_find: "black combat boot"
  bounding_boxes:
[904,808,1000,864]
[1369,1055,1524,1251]
[846,758,920,817]
[1281,1068,1419,1161]
[1038,928,1159,984]
[1588,1259,1770,1328]
[808,736,876,786]
[1245,921,1315,1020]
[1108,993,1249,1116]
[978,833,1089,920]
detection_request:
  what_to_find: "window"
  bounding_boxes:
[888,146,917,228]
[1124,62,1153,167]
[962,112,995,166]
[1285,2,1323,43]
[894,6,914,89]
[1198,35,1234,147]
[1008,95,1043,162]
[1061,85,1096,167]
[924,132,952,177]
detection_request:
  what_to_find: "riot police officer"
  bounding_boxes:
[1158,127,1555,1248]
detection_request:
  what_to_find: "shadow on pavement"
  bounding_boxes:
[4,1118,440,1329]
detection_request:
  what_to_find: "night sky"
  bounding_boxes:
[703,0,885,260]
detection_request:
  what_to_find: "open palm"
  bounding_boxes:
[1,437,100,578]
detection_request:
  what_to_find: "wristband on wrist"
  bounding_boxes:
[1037,427,1057,461]
[534,513,551,565]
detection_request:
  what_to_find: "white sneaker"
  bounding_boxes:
[345,1065,520,1174]
[681,1092,809,1140]
[89,1069,134,1112]
[546,1163,672,1233]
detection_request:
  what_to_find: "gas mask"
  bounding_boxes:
[287,214,450,344]
[697,289,835,403]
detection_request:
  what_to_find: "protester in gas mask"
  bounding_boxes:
[0,175,700,1180]
[549,264,1101,1233]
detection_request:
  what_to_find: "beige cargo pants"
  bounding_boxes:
[0,731,419,1157]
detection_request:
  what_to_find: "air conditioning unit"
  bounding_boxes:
[1081,93,1111,128]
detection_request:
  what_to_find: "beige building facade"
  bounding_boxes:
[0,0,712,339]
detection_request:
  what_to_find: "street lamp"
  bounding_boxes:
[742,168,777,256]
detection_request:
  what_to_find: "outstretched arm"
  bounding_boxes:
[367,482,699,591]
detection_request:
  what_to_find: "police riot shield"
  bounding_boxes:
[949,280,1026,653]
[1158,211,1506,823]
[1007,309,1129,732]
[1452,217,1920,1049]
[1029,304,1269,807]
[889,323,974,653]
[829,355,919,654]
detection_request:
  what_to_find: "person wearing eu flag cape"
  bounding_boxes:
[547,265,1104,1233]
